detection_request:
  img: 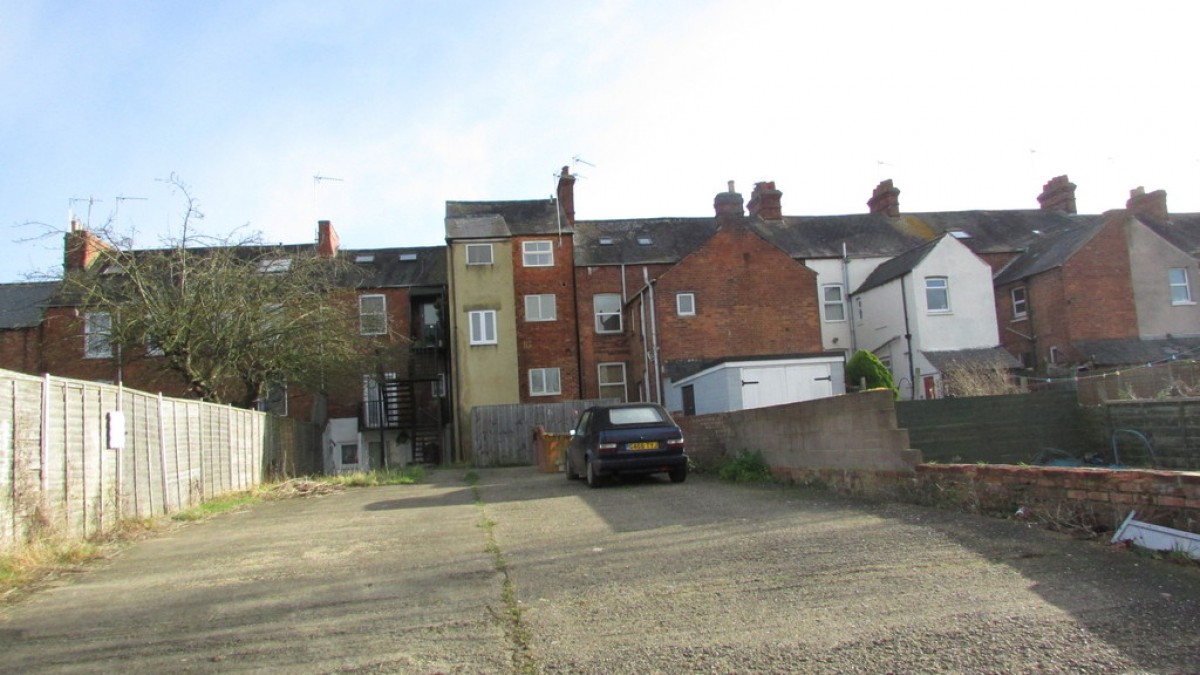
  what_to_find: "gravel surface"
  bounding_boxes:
[2,467,1198,674]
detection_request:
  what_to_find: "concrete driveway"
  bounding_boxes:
[2,468,1198,673]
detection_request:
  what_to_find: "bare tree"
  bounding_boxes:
[61,175,378,408]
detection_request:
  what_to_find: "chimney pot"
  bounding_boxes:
[556,166,577,227]
[317,219,340,258]
[1037,175,1077,214]
[867,179,901,216]
[1126,186,1169,222]
[713,181,744,220]
[747,181,783,220]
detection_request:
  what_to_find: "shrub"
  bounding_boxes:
[845,350,898,398]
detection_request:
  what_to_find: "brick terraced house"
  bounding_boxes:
[3,168,1197,465]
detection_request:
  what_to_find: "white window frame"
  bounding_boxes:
[359,294,388,335]
[925,276,950,313]
[676,292,696,317]
[524,294,557,322]
[822,284,846,322]
[594,293,623,334]
[1011,287,1028,319]
[1169,268,1194,305]
[466,243,494,265]
[597,362,627,402]
[468,310,497,345]
[522,240,554,267]
[84,311,112,359]
[529,367,561,396]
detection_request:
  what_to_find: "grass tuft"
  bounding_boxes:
[320,466,426,487]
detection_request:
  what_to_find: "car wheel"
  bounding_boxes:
[586,458,601,488]
[565,455,579,480]
[668,466,687,483]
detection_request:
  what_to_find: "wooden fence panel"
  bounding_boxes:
[0,368,317,552]
[471,399,610,467]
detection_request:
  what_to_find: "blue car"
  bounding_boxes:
[565,403,688,488]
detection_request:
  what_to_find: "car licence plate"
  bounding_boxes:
[627,441,659,450]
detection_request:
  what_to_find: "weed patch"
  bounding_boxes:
[717,452,774,483]
[319,466,426,487]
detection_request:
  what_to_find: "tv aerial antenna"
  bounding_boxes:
[313,174,344,216]
[68,196,102,230]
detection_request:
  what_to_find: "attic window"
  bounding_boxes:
[101,263,125,275]
[258,258,292,273]
[636,237,653,246]
[599,237,614,246]
[355,254,375,263]
[399,253,418,261]
[949,230,971,240]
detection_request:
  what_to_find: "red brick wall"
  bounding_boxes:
[511,235,580,402]
[653,221,822,362]
[769,462,1200,538]
[911,464,1200,534]
[1062,218,1138,343]
[573,263,671,401]
[0,327,43,374]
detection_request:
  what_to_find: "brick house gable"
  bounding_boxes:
[649,218,822,364]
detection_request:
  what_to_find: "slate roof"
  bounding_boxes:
[853,237,943,295]
[445,199,565,239]
[992,218,1110,285]
[751,213,924,259]
[574,218,717,266]
[0,281,58,329]
[905,210,1096,255]
[1142,213,1200,259]
[341,247,446,288]
[1074,337,1200,367]
[922,346,1021,373]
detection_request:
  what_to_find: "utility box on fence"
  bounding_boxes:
[533,426,570,473]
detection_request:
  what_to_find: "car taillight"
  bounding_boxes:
[598,442,618,454]
[667,437,685,447]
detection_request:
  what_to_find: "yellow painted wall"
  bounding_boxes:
[449,240,520,458]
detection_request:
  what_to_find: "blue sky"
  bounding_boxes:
[3,0,1199,282]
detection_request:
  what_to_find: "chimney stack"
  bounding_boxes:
[63,219,112,272]
[713,180,744,220]
[317,220,340,258]
[556,166,576,227]
[747,181,783,220]
[1037,175,1077,214]
[1126,186,1169,222]
[867,179,901,216]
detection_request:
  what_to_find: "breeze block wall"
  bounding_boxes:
[678,389,919,474]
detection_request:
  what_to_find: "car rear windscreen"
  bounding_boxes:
[609,407,666,425]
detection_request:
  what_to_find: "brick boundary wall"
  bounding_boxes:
[770,464,1200,536]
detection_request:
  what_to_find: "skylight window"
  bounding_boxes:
[355,254,375,263]
[599,237,614,246]
[636,237,653,246]
[258,258,292,273]
[949,230,971,240]
[399,253,418,261]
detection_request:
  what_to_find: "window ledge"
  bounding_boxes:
[1170,301,1197,306]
